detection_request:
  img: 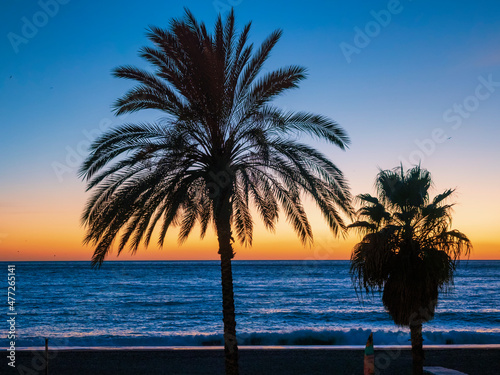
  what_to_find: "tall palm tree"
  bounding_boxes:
[80,9,352,375]
[349,165,471,375]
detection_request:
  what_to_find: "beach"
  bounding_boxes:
[11,347,500,375]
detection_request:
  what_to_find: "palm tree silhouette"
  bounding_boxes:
[349,165,471,375]
[80,9,352,375]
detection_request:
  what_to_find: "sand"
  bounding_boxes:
[7,347,500,375]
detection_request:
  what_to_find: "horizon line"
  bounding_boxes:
[0,259,496,262]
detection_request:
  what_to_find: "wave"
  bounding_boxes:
[14,328,500,348]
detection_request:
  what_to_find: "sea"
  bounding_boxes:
[2,260,499,349]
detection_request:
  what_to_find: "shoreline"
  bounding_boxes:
[8,343,500,351]
[8,347,499,375]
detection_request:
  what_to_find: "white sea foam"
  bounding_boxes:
[11,328,500,348]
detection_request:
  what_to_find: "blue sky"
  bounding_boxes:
[1,0,499,259]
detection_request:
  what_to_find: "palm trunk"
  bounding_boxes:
[219,249,239,375]
[215,191,239,375]
[410,323,424,375]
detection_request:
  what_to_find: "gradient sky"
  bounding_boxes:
[1,0,499,261]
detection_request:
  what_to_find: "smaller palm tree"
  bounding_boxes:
[349,165,471,375]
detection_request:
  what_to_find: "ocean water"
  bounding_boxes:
[2,260,499,348]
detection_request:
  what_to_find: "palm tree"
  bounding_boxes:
[349,165,471,375]
[80,9,352,375]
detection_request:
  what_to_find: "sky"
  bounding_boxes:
[1,0,499,261]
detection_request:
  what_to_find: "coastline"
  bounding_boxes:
[8,346,499,375]
[10,343,500,351]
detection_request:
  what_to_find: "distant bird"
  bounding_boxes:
[9,75,12,79]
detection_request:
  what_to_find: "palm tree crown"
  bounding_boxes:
[80,9,352,265]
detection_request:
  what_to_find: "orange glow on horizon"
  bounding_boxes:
[0,183,498,261]
[0,227,497,261]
